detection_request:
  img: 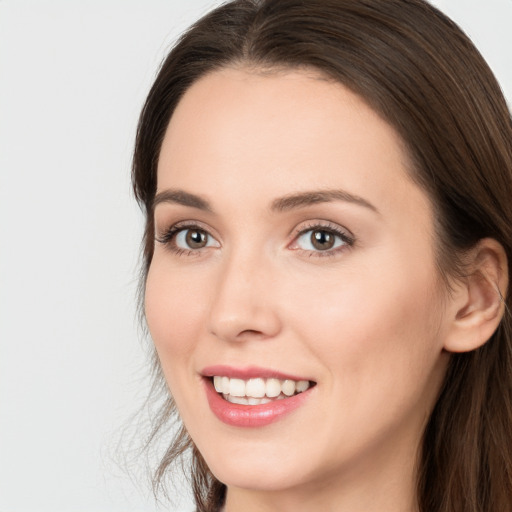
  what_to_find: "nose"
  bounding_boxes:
[207,251,282,343]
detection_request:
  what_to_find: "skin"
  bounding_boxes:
[145,68,456,512]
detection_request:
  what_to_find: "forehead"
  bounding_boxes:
[156,67,425,218]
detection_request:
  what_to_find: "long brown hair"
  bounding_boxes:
[132,1,512,510]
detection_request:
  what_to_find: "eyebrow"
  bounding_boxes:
[271,189,378,213]
[153,188,378,214]
[153,189,213,212]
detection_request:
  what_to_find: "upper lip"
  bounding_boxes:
[201,364,314,382]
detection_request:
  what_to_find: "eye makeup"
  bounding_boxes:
[155,218,355,260]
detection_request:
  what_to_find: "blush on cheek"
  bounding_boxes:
[145,268,206,360]
[309,262,439,364]
[145,282,203,425]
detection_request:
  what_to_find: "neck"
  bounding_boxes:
[225,475,418,512]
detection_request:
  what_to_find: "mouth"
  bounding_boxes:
[211,375,313,405]
[201,366,316,427]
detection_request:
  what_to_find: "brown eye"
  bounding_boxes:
[185,229,208,249]
[168,226,220,251]
[184,229,208,248]
[310,230,335,250]
[293,226,349,254]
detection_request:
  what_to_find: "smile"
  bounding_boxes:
[202,366,316,427]
[213,376,311,405]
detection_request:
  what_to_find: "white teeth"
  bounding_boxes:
[212,375,312,404]
[227,395,248,405]
[221,376,230,395]
[246,378,266,398]
[229,378,246,397]
[282,379,296,396]
[265,378,281,398]
[296,380,310,392]
[226,395,273,405]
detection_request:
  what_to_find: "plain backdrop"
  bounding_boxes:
[0,1,510,511]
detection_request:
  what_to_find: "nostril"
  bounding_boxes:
[239,329,264,336]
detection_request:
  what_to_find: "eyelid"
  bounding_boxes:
[155,218,213,237]
[155,220,220,249]
[288,220,355,254]
[155,218,354,258]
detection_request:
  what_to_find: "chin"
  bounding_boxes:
[189,427,322,493]
[208,457,308,492]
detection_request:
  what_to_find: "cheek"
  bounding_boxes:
[144,257,207,362]
[287,255,444,389]
[283,259,448,458]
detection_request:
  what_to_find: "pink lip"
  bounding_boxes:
[201,367,315,428]
[201,365,311,382]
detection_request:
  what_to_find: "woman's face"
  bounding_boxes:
[146,68,452,501]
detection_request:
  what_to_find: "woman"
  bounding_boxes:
[132,0,512,510]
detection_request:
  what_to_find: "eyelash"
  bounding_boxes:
[155,222,214,257]
[290,222,354,258]
[155,221,355,258]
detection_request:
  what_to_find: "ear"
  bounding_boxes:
[443,238,508,353]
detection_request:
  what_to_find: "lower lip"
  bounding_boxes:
[204,378,314,428]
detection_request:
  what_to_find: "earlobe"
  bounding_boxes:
[443,238,508,353]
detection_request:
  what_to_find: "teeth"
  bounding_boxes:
[296,380,310,392]
[227,395,249,405]
[265,378,281,398]
[226,395,273,405]
[282,379,296,396]
[212,375,312,404]
[213,376,222,393]
[221,376,230,394]
[246,378,266,398]
[229,378,246,397]
[214,375,232,394]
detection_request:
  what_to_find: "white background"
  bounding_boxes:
[0,1,510,511]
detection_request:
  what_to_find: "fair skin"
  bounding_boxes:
[145,68,506,512]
